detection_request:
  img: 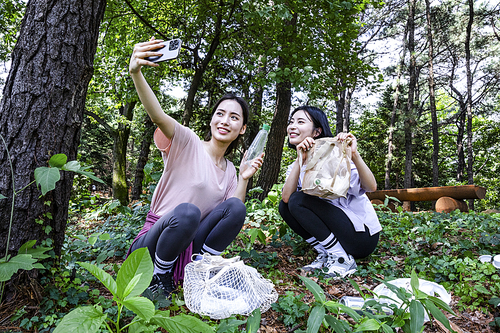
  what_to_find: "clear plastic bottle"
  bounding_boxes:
[246,124,270,165]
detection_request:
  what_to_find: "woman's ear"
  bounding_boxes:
[313,127,322,138]
[239,124,247,135]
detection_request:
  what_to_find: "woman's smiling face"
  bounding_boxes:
[287,110,318,146]
[209,99,246,144]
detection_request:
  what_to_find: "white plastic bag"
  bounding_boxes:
[183,254,278,319]
[372,278,451,322]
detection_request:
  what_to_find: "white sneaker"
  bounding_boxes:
[301,252,327,271]
[325,253,357,278]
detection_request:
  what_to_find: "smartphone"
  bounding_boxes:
[145,39,182,63]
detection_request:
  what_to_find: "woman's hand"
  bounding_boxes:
[129,38,164,75]
[336,132,357,154]
[296,137,315,164]
[239,152,264,180]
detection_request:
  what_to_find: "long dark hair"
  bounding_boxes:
[288,105,333,149]
[205,93,249,156]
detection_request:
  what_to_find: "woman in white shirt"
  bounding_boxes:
[280,106,381,278]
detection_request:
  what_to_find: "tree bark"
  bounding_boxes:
[131,114,154,201]
[465,0,474,210]
[112,101,136,206]
[425,0,439,187]
[255,57,291,201]
[0,0,106,257]
[404,0,416,190]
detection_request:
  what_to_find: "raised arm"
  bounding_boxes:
[336,132,377,192]
[129,39,176,139]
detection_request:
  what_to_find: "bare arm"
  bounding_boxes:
[282,137,315,203]
[129,39,176,138]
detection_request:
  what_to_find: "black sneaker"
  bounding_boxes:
[148,272,176,298]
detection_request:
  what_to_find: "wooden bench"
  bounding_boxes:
[366,185,486,213]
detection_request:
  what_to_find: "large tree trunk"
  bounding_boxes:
[112,101,136,206]
[131,114,154,201]
[255,70,291,201]
[425,0,439,187]
[0,0,106,257]
[404,0,416,190]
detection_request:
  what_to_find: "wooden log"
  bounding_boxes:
[435,196,469,213]
[366,185,486,202]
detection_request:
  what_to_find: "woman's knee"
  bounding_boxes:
[174,203,201,229]
[225,197,246,228]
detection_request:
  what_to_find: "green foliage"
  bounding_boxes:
[54,247,213,333]
[0,241,51,282]
[271,291,309,327]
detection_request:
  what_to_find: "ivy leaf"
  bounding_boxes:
[34,166,60,195]
[48,153,67,168]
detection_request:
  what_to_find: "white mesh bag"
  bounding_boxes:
[183,254,278,319]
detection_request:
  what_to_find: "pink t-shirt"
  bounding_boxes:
[150,122,237,220]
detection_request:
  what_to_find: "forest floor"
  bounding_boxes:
[0,241,497,332]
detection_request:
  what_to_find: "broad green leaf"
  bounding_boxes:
[427,295,455,315]
[0,254,37,282]
[409,300,425,333]
[246,308,261,333]
[34,167,60,195]
[382,323,394,333]
[474,284,491,295]
[410,269,419,293]
[306,305,325,333]
[421,299,453,332]
[117,247,153,299]
[151,312,214,333]
[78,261,117,296]
[123,274,142,299]
[324,301,362,321]
[299,276,326,302]
[324,315,347,333]
[53,306,106,333]
[18,240,51,260]
[99,233,111,240]
[75,169,106,184]
[0,193,6,199]
[62,160,81,172]
[355,318,382,332]
[122,297,155,321]
[88,235,98,246]
[217,318,247,332]
[48,153,67,168]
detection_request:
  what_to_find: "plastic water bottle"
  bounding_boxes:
[246,124,270,165]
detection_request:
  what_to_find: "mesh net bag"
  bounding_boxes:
[183,254,278,319]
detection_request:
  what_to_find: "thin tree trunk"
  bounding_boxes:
[0,0,106,258]
[404,0,416,190]
[465,0,475,210]
[385,24,408,190]
[335,83,345,134]
[425,0,439,187]
[131,114,154,201]
[112,101,136,206]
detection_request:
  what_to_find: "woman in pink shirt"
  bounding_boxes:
[127,39,263,298]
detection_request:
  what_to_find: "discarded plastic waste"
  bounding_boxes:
[494,255,500,269]
[479,254,492,263]
[372,278,451,322]
[339,296,393,315]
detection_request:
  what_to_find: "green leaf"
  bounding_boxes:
[355,318,382,332]
[324,315,347,333]
[0,193,6,199]
[421,299,453,332]
[299,276,326,302]
[17,240,51,260]
[427,295,455,315]
[53,306,106,333]
[78,261,117,297]
[116,247,153,299]
[0,254,37,282]
[48,154,67,168]
[75,169,106,184]
[62,160,81,172]
[34,167,60,195]
[122,297,155,321]
[150,312,214,333]
[246,308,261,333]
[409,300,425,333]
[217,318,247,332]
[306,305,325,333]
[410,269,420,294]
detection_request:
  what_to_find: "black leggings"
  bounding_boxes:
[279,191,379,259]
[130,197,246,261]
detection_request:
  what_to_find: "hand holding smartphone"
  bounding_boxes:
[145,39,182,63]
